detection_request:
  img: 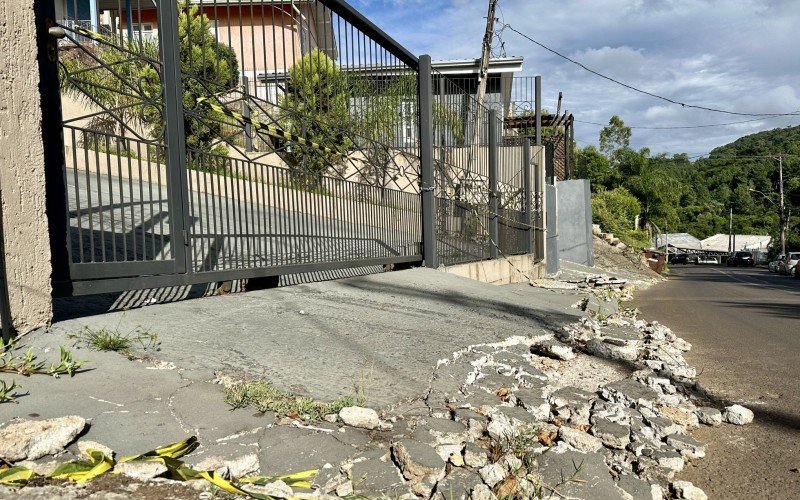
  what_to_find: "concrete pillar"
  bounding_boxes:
[0,0,54,333]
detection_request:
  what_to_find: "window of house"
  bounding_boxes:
[131,23,154,41]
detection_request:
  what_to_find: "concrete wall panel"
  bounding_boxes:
[555,179,594,267]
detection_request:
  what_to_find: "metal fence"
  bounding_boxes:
[47,0,541,296]
[425,70,537,266]
[507,76,574,181]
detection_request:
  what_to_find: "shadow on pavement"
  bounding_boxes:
[339,278,581,332]
[53,265,387,322]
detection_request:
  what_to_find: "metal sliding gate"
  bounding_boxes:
[43,0,544,296]
[48,0,426,295]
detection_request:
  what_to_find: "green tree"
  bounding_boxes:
[60,2,239,169]
[575,145,617,189]
[599,115,631,161]
[165,3,239,167]
[279,49,352,188]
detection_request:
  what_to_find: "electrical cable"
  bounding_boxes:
[501,23,800,118]
[575,116,798,130]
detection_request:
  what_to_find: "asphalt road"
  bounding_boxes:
[634,265,800,499]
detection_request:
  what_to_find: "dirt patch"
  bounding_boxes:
[592,236,663,283]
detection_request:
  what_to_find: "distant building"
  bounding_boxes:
[700,234,772,254]
[652,233,702,253]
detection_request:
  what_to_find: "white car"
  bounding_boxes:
[769,254,785,273]
[697,255,719,265]
[779,252,800,275]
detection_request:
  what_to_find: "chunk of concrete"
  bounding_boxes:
[644,415,682,438]
[665,434,706,460]
[602,378,659,408]
[695,407,722,427]
[616,473,662,500]
[0,416,86,462]
[671,480,708,500]
[536,450,622,500]
[258,426,355,476]
[339,407,380,430]
[559,426,604,453]
[115,460,168,481]
[531,340,576,361]
[652,449,685,473]
[722,405,754,425]
[392,440,446,497]
[464,442,489,468]
[587,338,639,362]
[478,462,506,488]
[349,451,412,499]
[590,419,630,450]
[432,468,483,500]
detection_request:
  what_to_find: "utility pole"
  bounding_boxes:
[780,156,785,254]
[469,0,498,152]
[728,207,733,254]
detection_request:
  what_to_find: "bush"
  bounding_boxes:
[279,49,352,188]
[592,187,641,236]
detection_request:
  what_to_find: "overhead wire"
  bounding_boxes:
[575,115,798,130]
[500,23,800,118]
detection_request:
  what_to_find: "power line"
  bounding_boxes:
[687,153,800,160]
[575,115,798,130]
[501,23,800,118]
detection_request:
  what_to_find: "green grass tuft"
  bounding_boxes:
[224,379,363,422]
[69,325,160,358]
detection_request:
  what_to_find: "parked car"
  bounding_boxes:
[697,255,719,265]
[669,253,690,265]
[769,254,785,273]
[779,252,800,275]
[728,251,755,267]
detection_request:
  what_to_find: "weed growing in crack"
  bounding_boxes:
[0,379,22,403]
[224,379,365,422]
[69,325,160,359]
[1,339,85,403]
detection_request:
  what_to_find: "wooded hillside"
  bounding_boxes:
[576,119,800,253]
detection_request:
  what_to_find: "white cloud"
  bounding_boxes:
[356,0,800,154]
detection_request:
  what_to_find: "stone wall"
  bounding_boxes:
[0,0,54,333]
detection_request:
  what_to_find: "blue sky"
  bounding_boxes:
[353,0,800,156]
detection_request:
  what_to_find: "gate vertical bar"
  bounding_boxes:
[418,55,437,268]
[157,0,189,273]
[534,75,545,260]
[242,75,253,153]
[534,153,544,262]
[523,137,533,254]
[535,75,542,148]
[488,110,499,259]
[566,116,574,178]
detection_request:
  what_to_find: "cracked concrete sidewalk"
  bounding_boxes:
[0,269,584,460]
